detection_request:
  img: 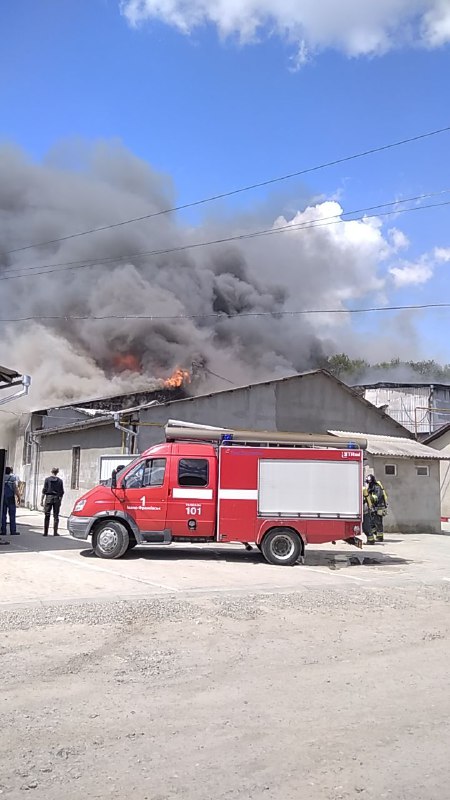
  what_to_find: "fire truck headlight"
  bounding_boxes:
[74,499,87,513]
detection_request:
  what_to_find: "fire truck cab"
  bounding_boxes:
[68,423,366,566]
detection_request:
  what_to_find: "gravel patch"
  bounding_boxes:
[1,583,449,632]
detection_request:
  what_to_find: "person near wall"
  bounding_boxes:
[362,486,377,545]
[365,474,388,543]
[1,467,20,538]
[41,467,64,537]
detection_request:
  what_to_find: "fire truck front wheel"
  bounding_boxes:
[261,528,302,566]
[93,520,130,559]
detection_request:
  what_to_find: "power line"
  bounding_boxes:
[2,192,450,284]
[3,187,448,276]
[195,364,235,386]
[4,124,450,256]
[0,303,449,323]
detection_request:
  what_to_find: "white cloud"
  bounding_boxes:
[243,200,390,318]
[422,0,450,46]
[389,227,410,251]
[434,246,450,261]
[121,0,450,57]
[390,258,434,287]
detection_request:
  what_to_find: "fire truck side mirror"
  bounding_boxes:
[111,470,117,488]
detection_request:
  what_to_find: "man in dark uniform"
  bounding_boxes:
[41,467,64,537]
[1,467,20,538]
[365,474,388,543]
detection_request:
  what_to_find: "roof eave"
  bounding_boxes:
[35,417,115,437]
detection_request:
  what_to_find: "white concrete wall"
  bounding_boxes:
[0,417,32,505]
[368,456,441,534]
[0,417,22,469]
[37,424,122,517]
[424,428,450,518]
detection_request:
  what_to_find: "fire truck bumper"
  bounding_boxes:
[67,516,91,540]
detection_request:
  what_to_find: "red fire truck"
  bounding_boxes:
[68,423,366,565]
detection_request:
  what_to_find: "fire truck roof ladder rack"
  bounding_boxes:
[164,421,367,450]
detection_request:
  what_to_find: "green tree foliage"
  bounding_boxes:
[325,355,450,382]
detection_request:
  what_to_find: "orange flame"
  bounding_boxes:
[113,353,141,373]
[163,367,191,389]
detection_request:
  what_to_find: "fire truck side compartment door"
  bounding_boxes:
[217,446,258,543]
[258,459,361,517]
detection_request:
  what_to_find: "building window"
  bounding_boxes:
[178,458,209,487]
[416,465,430,477]
[71,446,80,490]
[384,464,397,476]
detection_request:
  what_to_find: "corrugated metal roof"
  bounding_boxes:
[329,431,450,460]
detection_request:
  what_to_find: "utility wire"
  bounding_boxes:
[196,364,235,385]
[2,193,450,283]
[4,124,450,256]
[2,187,448,277]
[0,303,449,323]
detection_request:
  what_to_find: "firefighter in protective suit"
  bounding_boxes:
[364,474,388,544]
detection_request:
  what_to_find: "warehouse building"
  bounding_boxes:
[5,370,414,518]
[134,370,410,450]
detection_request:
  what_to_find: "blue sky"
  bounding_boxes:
[1,0,450,362]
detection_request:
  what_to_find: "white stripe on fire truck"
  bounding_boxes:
[218,489,258,500]
[172,488,213,499]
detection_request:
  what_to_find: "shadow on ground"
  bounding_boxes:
[78,543,411,570]
[0,518,84,554]
[4,517,411,569]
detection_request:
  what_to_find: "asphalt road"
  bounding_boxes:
[1,512,450,799]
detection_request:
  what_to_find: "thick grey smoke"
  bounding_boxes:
[0,140,411,409]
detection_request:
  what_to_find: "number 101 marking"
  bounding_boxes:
[186,505,202,516]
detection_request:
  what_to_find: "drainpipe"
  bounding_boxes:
[113,413,138,455]
[429,384,435,433]
[0,374,31,407]
[27,416,42,510]
[31,434,40,510]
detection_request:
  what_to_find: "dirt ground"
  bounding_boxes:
[1,514,450,799]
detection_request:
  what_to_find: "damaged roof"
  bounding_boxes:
[0,365,21,386]
[329,431,450,460]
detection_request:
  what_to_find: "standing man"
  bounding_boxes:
[1,467,20,537]
[365,474,388,543]
[41,467,64,537]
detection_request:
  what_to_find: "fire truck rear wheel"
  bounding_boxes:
[93,521,130,559]
[261,528,302,566]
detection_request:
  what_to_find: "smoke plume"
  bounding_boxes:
[0,140,411,409]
